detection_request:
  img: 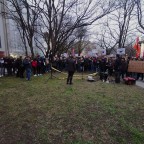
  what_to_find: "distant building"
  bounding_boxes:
[0,0,9,57]
[0,1,25,57]
[0,1,42,58]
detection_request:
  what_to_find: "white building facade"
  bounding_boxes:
[0,0,9,57]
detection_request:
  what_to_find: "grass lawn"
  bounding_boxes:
[0,73,144,144]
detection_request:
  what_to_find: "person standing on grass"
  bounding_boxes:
[114,54,122,83]
[120,58,127,79]
[15,56,25,78]
[66,56,76,85]
[23,56,32,81]
[31,58,37,76]
[36,55,42,76]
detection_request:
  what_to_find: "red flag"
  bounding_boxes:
[133,37,141,58]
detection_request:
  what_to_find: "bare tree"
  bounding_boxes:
[17,24,28,56]
[2,0,43,58]
[36,0,117,60]
[135,0,144,34]
[1,0,118,58]
[94,24,118,54]
[74,26,89,56]
[116,0,135,48]
[94,0,136,54]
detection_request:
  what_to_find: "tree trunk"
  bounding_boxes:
[25,46,28,56]
[78,40,82,56]
[29,38,34,58]
[24,36,28,56]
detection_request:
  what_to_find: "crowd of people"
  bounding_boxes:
[0,54,144,81]
[0,55,48,80]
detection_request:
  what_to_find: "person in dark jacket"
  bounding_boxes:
[23,56,32,81]
[7,57,13,76]
[114,54,122,83]
[114,54,121,72]
[120,58,127,79]
[36,56,41,76]
[66,56,76,85]
[15,56,25,78]
[107,58,114,76]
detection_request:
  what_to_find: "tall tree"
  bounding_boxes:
[74,26,89,56]
[135,0,144,34]
[36,0,117,59]
[94,0,136,54]
[2,0,43,57]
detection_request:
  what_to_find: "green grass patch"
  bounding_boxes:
[0,74,144,144]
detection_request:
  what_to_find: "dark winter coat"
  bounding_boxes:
[23,59,32,70]
[66,58,76,72]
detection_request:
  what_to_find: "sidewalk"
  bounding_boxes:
[136,80,144,88]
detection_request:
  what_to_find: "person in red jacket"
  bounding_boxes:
[31,58,37,76]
